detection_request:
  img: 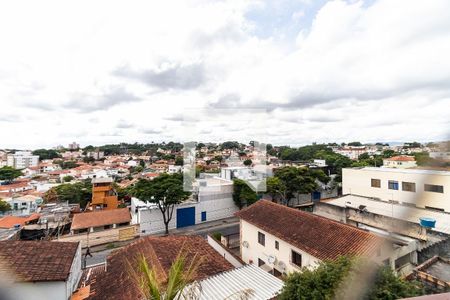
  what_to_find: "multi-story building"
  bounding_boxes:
[342,167,450,212]
[236,200,403,276]
[6,151,39,169]
[68,142,80,150]
[89,177,119,210]
[333,146,367,160]
[86,150,105,160]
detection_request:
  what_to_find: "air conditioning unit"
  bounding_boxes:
[242,241,249,248]
[278,261,287,271]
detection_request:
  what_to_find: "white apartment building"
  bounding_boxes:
[383,155,417,169]
[343,167,450,212]
[236,200,393,276]
[6,151,39,169]
[333,146,367,160]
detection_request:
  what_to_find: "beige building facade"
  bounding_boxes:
[342,167,449,212]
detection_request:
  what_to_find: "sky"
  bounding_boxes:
[0,0,449,149]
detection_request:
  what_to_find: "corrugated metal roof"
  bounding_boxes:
[184,264,283,300]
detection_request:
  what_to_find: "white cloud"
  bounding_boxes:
[0,0,448,148]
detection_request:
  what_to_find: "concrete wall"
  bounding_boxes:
[5,281,66,300]
[133,196,238,235]
[418,237,450,263]
[342,168,450,212]
[66,243,82,297]
[207,235,243,268]
[240,220,320,275]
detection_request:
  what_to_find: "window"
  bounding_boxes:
[424,184,444,193]
[388,180,399,190]
[275,241,279,250]
[201,211,207,222]
[291,250,302,267]
[258,232,265,246]
[371,178,381,188]
[258,258,265,267]
[402,182,416,192]
[273,268,282,277]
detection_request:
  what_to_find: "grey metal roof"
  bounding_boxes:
[185,264,283,300]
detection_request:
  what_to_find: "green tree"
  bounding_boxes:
[358,153,370,160]
[279,256,354,300]
[382,150,396,158]
[266,176,287,202]
[273,167,318,205]
[279,256,424,300]
[175,156,184,166]
[45,180,92,208]
[366,266,424,300]
[132,173,190,235]
[232,179,258,209]
[62,175,74,182]
[0,199,11,212]
[32,149,61,160]
[0,166,23,183]
[243,159,252,166]
[55,160,78,169]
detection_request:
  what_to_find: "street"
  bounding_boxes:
[84,217,240,267]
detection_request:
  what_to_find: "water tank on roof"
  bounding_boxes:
[419,217,436,228]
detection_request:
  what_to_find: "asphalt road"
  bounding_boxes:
[83,217,240,267]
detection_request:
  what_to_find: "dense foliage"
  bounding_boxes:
[0,199,11,212]
[44,179,92,208]
[0,166,23,183]
[232,178,258,209]
[279,256,424,300]
[267,167,329,205]
[32,149,61,160]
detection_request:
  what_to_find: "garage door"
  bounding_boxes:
[176,207,196,228]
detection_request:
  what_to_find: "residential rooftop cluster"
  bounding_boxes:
[0,140,449,299]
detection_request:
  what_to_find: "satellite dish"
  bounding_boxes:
[242,241,249,248]
[267,255,276,264]
[278,261,287,270]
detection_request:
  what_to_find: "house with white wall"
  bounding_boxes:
[236,200,391,276]
[342,167,450,212]
[0,240,81,300]
[131,177,238,234]
[383,155,417,169]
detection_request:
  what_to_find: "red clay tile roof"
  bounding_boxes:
[86,235,234,300]
[385,155,415,161]
[0,213,41,229]
[71,208,131,230]
[0,240,79,282]
[236,200,384,261]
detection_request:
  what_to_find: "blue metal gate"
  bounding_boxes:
[176,207,196,228]
[312,191,321,201]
